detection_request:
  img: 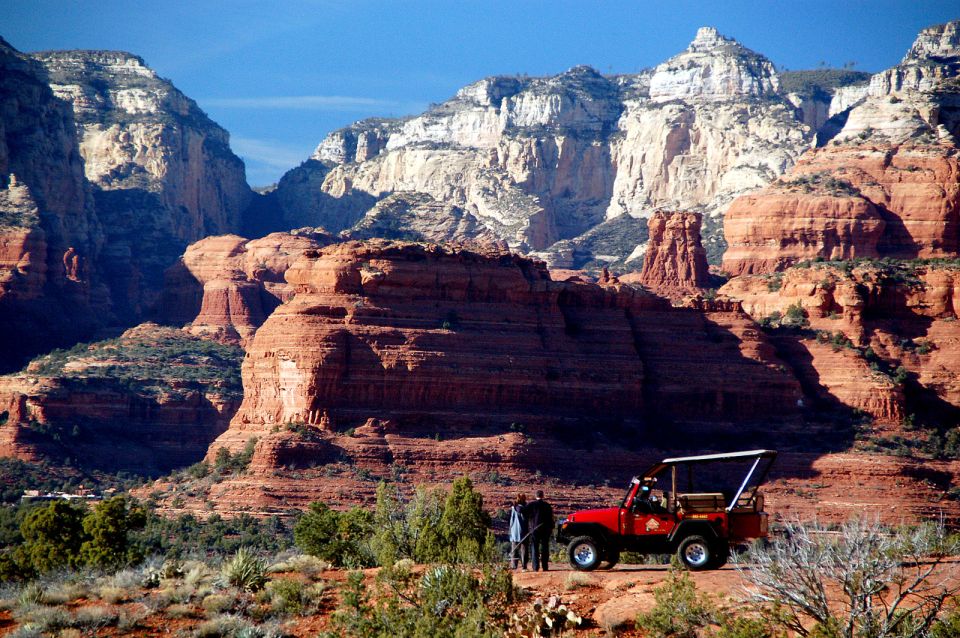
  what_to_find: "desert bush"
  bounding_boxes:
[714,615,781,638]
[563,571,595,591]
[739,517,960,638]
[324,563,514,638]
[72,605,119,630]
[369,481,444,566]
[635,561,717,637]
[293,503,375,568]
[12,604,71,633]
[80,496,146,569]
[221,548,267,592]
[164,603,197,619]
[265,578,307,616]
[20,501,86,572]
[194,614,255,638]
[201,593,236,614]
[267,552,328,579]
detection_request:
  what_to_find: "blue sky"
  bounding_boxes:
[5,1,958,186]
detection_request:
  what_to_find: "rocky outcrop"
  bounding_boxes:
[160,230,331,345]
[207,240,801,465]
[869,21,960,96]
[720,261,960,423]
[346,192,501,246]
[34,49,253,320]
[723,22,960,276]
[0,323,242,472]
[265,28,814,270]
[637,211,709,297]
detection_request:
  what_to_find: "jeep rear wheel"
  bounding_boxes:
[568,536,602,571]
[677,535,713,571]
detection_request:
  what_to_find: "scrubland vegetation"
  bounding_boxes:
[1,477,959,637]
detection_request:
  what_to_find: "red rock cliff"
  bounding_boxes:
[209,240,801,459]
[638,211,709,296]
[160,230,331,346]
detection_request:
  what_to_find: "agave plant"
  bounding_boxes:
[221,548,267,592]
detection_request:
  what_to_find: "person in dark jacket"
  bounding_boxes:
[525,489,554,571]
[508,494,529,570]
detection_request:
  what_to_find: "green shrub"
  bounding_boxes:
[324,563,513,638]
[370,481,444,566]
[294,503,375,568]
[635,563,717,637]
[434,476,496,564]
[221,548,267,592]
[265,578,306,616]
[80,496,147,569]
[715,615,781,638]
[20,500,86,572]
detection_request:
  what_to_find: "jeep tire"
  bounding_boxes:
[676,535,714,571]
[568,536,602,571]
[602,547,620,570]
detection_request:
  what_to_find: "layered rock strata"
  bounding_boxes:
[34,49,253,320]
[208,240,801,465]
[720,261,960,423]
[265,27,816,269]
[0,324,242,472]
[0,38,105,371]
[160,230,331,345]
[637,211,709,297]
[723,21,960,276]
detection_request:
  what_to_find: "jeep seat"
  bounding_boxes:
[677,492,726,513]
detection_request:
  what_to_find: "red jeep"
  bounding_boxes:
[557,449,776,571]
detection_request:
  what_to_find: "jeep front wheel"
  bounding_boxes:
[602,547,620,570]
[676,535,713,571]
[568,536,602,571]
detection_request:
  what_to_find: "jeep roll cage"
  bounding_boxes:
[627,449,777,513]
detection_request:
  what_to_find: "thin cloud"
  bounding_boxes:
[203,95,417,111]
[231,137,309,170]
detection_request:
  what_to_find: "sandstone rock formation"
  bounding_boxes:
[207,240,801,465]
[720,260,960,424]
[260,27,821,270]
[723,21,960,276]
[637,211,709,297]
[0,323,242,472]
[160,229,331,345]
[0,38,254,371]
[0,38,106,371]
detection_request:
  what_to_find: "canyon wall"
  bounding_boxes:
[264,27,830,270]
[723,22,960,276]
[0,39,254,371]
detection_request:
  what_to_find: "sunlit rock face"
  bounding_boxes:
[723,20,960,277]
[266,27,817,270]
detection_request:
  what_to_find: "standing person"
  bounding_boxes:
[526,489,554,571]
[508,494,529,570]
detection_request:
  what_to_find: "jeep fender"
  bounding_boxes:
[559,522,617,552]
[668,521,720,548]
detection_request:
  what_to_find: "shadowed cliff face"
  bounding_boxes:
[0,39,254,372]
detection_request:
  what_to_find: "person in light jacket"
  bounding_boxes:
[508,494,529,570]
